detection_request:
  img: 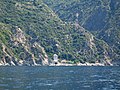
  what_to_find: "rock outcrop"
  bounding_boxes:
[0,24,49,66]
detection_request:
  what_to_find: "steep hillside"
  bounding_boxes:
[0,0,114,66]
[44,0,119,31]
[0,23,49,66]
[44,0,120,65]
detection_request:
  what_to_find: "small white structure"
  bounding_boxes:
[76,13,79,18]
[75,13,80,29]
[53,54,58,62]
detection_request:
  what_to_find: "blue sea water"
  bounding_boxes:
[0,66,120,90]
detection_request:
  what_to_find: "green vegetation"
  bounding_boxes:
[44,0,120,65]
[0,0,119,65]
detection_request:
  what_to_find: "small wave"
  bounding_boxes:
[91,75,103,78]
[45,84,53,86]
[92,79,115,83]
[39,83,53,86]
[99,79,115,82]
[69,70,74,73]
[83,85,90,88]
[0,84,9,87]
[26,86,32,89]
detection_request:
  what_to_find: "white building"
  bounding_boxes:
[53,54,58,62]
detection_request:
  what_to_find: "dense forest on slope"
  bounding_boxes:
[44,0,120,65]
[0,0,119,66]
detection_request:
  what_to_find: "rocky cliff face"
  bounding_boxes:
[0,0,117,66]
[0,23,49,66]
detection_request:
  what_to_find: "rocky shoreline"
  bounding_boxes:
[49,62,113,66]
[0,61,113,66]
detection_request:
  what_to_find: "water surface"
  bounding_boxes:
[0,66,120,90]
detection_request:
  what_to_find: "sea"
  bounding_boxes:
[0,66,120,90]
